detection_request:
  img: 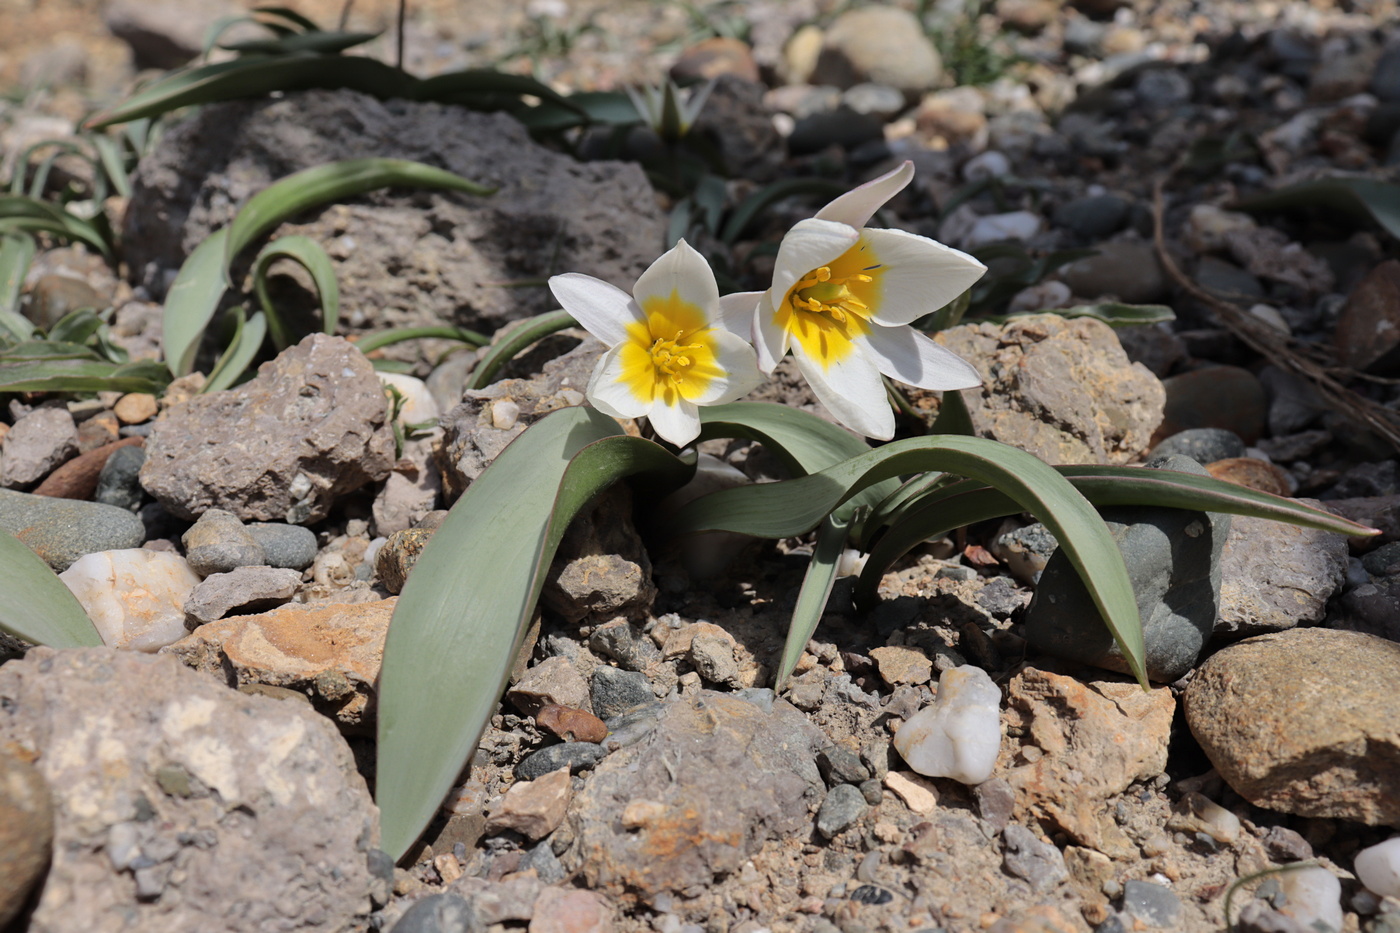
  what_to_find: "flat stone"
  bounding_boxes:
[542,486,654,624]
[588,620,662,673]
[484,768,572,842]
[165,598,394,732]
[1184,628,1400,825]
[563,691,824,904]
[1002,824,1069,892]
[816,783,868,839]
[1156,366,1268,444]
[0,406,78,489]
[999,667,1175,856]
[182,566,302,626]
[0,489,148,571]
[1216,509,1348,637]
[32,437,143,500]
[389,893,482,933]
[509,657,592,717]
[535,705,607,745]
[1122,879,1182,928]
[0,647,377,933]
[591,667,657,722]
[884,771,938,814]
[0,749,53,928]
[932,314,1165,466]
[812,6,942,93]
[139,334,395,523]
[1059,241,1169,304]
[516,743,608,782]
[869,645,934,686]
[181,508,265,576]
[1148,427,1246,464]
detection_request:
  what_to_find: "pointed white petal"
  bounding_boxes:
[793,342,895,440]
[857,228,987,326]
[771,219,860,300]
[633,239,719,322]
[688,330,764,405]
[753,292,789,373]
[586,347,650,419]
[549,273,639,347]
[717,290,764,338]
[860,323,983,391]
[815,161,914,230]
[648,396,702,448]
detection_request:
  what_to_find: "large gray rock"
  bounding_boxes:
[0,488,147,572]
[1023,455,1230,682]
[1185,628,1400,825]
[0,749,52,928]
[0,646,379,933]
[1216,506,1348,637]
[563,691,825,904]
[122,90,664,340]
[0,406,78,489]
[932,314,1165,466]
[140,333,395,523]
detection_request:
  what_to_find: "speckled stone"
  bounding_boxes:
[245,522,319,571]
[0,488,146,572]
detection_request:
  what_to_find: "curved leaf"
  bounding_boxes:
[223,157,495,272]
[251,235,340,349]
[465,309,576,390]
[777,513,851,691]
[413,69,585,115]
[353,325,489,355]
[0,529,103,648]
[670,435,1147,685]
[163,228,230,376]
[0,359,169,394]
[719,177,848,245]
[1233,177,1400,241]
[220,30,381,55]
[376,407,694,859]
[203,307,267,393]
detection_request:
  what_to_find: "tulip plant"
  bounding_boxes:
[372,162,1376,859]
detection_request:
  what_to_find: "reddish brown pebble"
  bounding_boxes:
[534,704,608,744]
[32,436,143,500]
[1206,457,1292,496]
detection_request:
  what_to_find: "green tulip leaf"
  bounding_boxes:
[0,529,103,648]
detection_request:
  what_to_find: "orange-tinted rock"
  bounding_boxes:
[670,37,759,84]
[33,437,143,500]
[1205,456,1293,495]
[1155,366,1267,444]
[535,704,608,744]
[484,768,573,842]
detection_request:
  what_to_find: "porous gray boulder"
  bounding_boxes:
[122,89,664,340]
[140,333,395,523]
[0,646,379,933]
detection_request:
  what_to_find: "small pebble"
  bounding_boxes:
[245,522,319,571]
[1356,837,1400,898]
[892,665,1002,785]
[515,742,607,781]
[816,784,868,839]
[1121,879,1182,928]
[181,510,265,576]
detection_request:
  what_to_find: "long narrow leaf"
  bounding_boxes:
[670,435,1148,685]
[465,309,576,390]
[0,359,169,393]
[223,158,495,273]
[0,233,36,337]
[251,235,340,349]
[376,407,694,859]
[1233,177,1400,241]
[220,30,381,55]
[353,325,489,355]
[719,177,848,245]
[203,308,267,392]
[413,70,585,115]
[0,530,103,648]
[163,228,230,376]
[777,513,851,691]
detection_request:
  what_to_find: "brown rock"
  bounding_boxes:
[931,315,1165,466]
[1184,628,1400,825]
[998,667,1175,854]
[542,485,655,623]
[484,768,572,842]
[1155,366,1267,444]
[670,37,759,84]
[1205,457,1292,495]
[0,406,78,489]
[1335,260,1400,374]
[508,657,592,716]
[535,705,608,744]
[660,620,735,660]
[32,436,143,500]
[869,645,934,686]
[1217,510,1348,637]
[0,748,53,928]
[375,526,434,595]
[112,392,158,425]
[164,598,394,732]
[76,411,120,452]
[987,904,1080,933]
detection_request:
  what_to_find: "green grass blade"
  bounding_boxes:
[413,69,585,115]
[47,309,104,345]
[670,435,1148,685]
[0,233,36,330]
[251,235,340,349]
[0,196,112,259]
[223,158,495,273]
[465,309,576,390]
[0,530,103,648]
[84,55,420,128]
[352,325,489,354]
[163,228,230,376]
[204,308,267,392]
[777,513,851,691]
[719,177,849,245]
[252,5,323,32]
[220,30,381,55]
[90,134,134,199]
[0,358,169,393]
[376,407,693,859]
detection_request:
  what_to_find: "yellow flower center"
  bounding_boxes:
[616,289,722,404]
[777,242,882,368]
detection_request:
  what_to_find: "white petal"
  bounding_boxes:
[648,396,702,448]
[753,291,788,373]
[793,341,895,440]
[586,346,650,420]
[858,228,987,327]
[717,290,763,338]
[633,239,719,321]
[772,219,860,300]
[549,273,639,347]
[815,161,914,230]
[688,330,765,405]
[860,323,983,391]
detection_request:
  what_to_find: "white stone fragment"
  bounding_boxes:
[962,211,1043,249]
[379,372,441,425]
[1279,866,1344,933]
[1356,837,1400,898]
[60,549,201,651]
[893,665,1002,784]
[492,399,521,431]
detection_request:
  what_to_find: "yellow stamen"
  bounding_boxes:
[615,289,723,403]
[778,243,883,368]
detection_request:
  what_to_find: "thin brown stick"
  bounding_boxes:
[396,0,406,71]
[1151,177,1400,452]
[338,0,355,31]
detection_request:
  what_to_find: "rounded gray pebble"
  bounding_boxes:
[817,745,871,786]
[816,783,868,839]
[590,666,656,721]
[1121,879,1182,928]
[1053,194,1130,240]
[182,509,264,576]
[246,522,319,571]
[389,893,481,933]
[94,445,146,512]
[515,742,607,781]
[0,489,146,571]
[1148,427,1245,464]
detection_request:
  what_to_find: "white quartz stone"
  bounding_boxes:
[379,372,441,426]
[60,549,201,651]
[1279,866,1344,933]
[893,665,1002,784]
[1356,837,1400,898]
